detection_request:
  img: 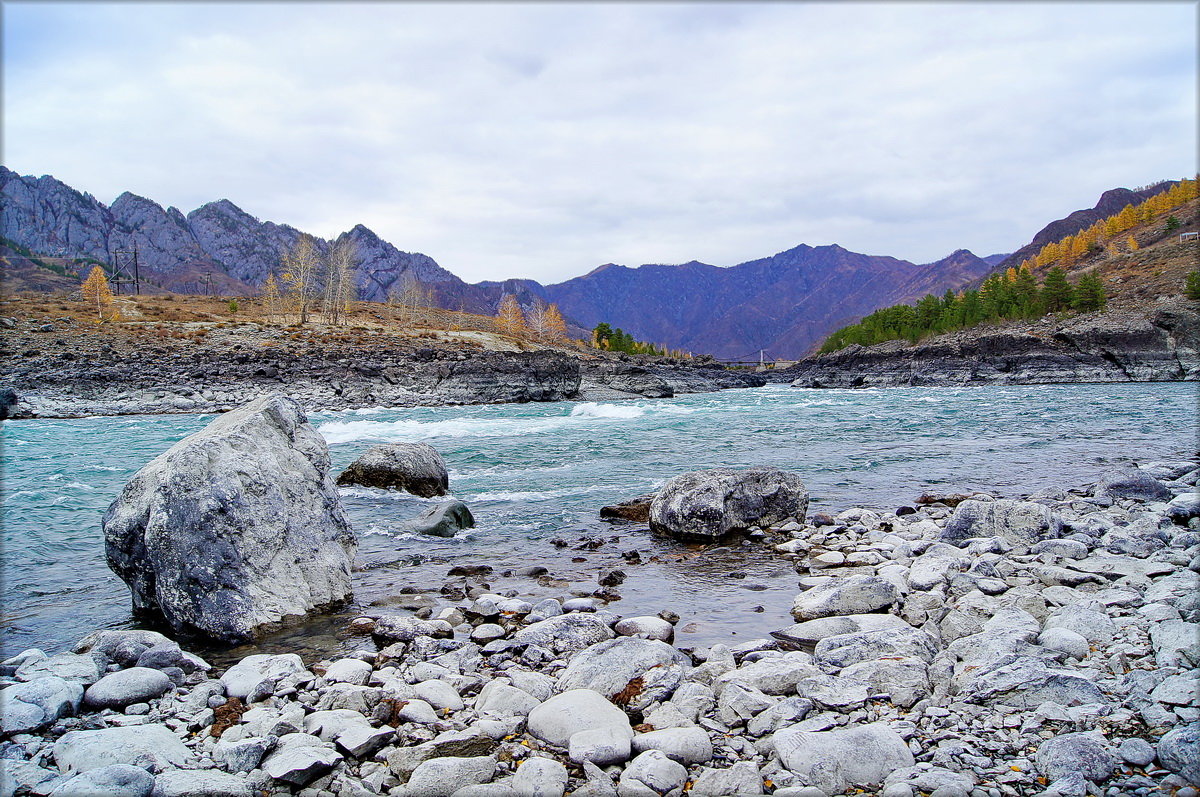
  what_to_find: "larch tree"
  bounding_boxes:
[1127,235,1139,251]
[280,234,321,325]
[81,266,119,322]
[543,304,568,344]
[496,294,526,338]
[262,274,281,322]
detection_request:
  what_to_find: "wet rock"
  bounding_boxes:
[1094,469,1173,502]
[601,494,656,523]
[401,499,476,538]
[83,667,173,709]
[373,615,449,643]
[941,499,1062,548]
[48,764,155,797]
[617,749,688,797]
[649,467,808,540]
[511,757,568,797]
[527,689,633,747]
[404,755,497,797]
[791,575,901,621]
[511,613,614,655]
[103,394,356,643]
[1036,732,1116,783]
[773,721,914,794]
[53,725,191,774]
[336,442,449,497]
[557,637,686,711]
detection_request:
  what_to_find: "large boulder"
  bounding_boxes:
[941,498,1062,548]
[1094,469,1173,502]
[103,395,356,644]
[774,721,914,794]
[556,637,686,711]
[335,442,449,497]
[649,468,808,540]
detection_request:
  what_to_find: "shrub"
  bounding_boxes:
[228,299,239,313]
[1186,270,1200,301]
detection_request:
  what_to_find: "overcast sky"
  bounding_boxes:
[4,2,1195,283]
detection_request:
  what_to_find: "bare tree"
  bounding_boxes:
[389,276,432,328]
[323,238,358,325]
[280,234,321,324]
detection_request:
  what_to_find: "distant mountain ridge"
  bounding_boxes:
[32,164,1180,358]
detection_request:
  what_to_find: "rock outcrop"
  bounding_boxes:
[649,468,809,541]
[336,443,449,497]
[784,300,1200,388]
[102,395,356,642]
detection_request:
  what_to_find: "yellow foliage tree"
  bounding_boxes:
[280,234,321,324]
[543,303,568,344]
[262,274,281,322]
[496,294,526,338]
[1127,235,1139,251]
[81,266,120,322]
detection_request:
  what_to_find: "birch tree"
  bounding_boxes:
[280,234,320,324]
[323,238,358,325]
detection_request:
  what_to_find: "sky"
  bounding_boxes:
[3,2,1195,284]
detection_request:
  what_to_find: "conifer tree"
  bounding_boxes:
[543,304,568,344]
[1072,273,1107,312]
[1185,270,1200,301]
[1041,267,1074,312]
[1127,235,1139,251]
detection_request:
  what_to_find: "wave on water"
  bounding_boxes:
[337,486,459,503]
[318,414,577,445]
[448,463,575,480]
[570,402,646,419]
[470,484,612,502]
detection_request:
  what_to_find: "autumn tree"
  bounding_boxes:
[525,298,550,339]
[262,274,282,322]
[1126,235,1139,251]
[280,234,321,324]
[496,294,526,338]
[323,238,357,326]
[81,266,119,322]
[543,303,568,344]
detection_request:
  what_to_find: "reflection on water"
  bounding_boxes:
[3,382,1196,659]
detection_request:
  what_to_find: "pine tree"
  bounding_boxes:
[496,294,526,338]
[1041,267,1074,312]
[1072,273,1107,312]
[1012,266,1041,316]
[1185,270,1200,301]
[81,266,119,322]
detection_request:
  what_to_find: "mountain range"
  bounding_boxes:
[0,165,1171,358]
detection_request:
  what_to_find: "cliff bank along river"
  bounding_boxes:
[3,382,1195,662]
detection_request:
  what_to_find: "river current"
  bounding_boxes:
[2,382,1195,662]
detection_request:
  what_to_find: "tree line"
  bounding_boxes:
[819,266,1106,353]
[591,323,691,357]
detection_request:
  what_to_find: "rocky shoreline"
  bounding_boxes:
[4,462,1198,797]
[780,299,1200,388]
[0,318,764,419]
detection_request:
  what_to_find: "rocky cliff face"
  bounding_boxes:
[782,300,1200,388]
[0,166,472,302]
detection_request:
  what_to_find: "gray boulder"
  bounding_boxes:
[49,764,155,797]
[773,721,914,794]
[401,499,476,538]
[527,690,633,748]
[74,629,174,667]
[1094,469,1172,502]
[336,442,448,497]
[84,667,173,709]
[511,613,615,655]
[404,755,497,797]
[220,653,306,700]
[1,676,84,734]
[630,727,713,764]
[791,575,901,621]
[557,638,686,711]
[151,769,253,797]
[689,762,763,796]
[511,757,568,797]
[103,395,356,643]
[1157,724,1200,784]
[649,468,808,540]
[813,626,938,669]
[1036,732,1117,784]
[260,732,343,786]
[941,498,1062,547]
[53,725,191,774]
[617,749,687,797]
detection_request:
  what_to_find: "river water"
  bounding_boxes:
[3,382,1195,662]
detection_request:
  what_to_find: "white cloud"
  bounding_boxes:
[3,1,1195,282]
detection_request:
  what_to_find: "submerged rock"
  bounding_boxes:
[102,394,356,643]
[336,442,449,497]
[649,468,808,540]
[401,499,476,538]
